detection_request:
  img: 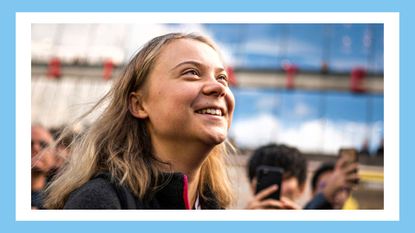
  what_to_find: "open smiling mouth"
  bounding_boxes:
[195,108,223,116]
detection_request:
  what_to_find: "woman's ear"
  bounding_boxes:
[129,92,148,119]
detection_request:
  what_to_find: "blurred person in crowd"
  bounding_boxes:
[45,32,235,209]
[246,143,359,210]
[47,127,77,183]
[305,155,359,209]
[376,138,384,157]
[31,124,55,209]
[245,143,307,209]
[359,139,370,157]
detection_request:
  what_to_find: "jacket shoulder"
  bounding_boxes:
[64,177,122,209]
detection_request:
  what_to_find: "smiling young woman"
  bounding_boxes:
[44,33,236,209]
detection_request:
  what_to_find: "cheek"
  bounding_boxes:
[281,180,301,199]
[147,85,194,121]
[281,183,292,197]
[226,90,235,126]
[147,84,176,109]
[164,87,195,111]
[32,151,54,170]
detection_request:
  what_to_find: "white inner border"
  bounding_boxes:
[16,12,399,221]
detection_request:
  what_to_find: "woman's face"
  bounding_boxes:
[137,38,235,148]
[31,126,55,172]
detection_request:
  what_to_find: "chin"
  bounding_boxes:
[204,132,227,146]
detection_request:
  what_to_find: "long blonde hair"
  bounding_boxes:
[44,32,234,209]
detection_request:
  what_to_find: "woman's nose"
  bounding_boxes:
[202,76,226,97]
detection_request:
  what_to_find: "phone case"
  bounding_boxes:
[255,165,284,200]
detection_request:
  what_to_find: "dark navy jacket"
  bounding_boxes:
[304,192,333,209]
[64,172,221,209]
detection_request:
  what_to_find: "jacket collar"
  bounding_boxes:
[151,172,221,209]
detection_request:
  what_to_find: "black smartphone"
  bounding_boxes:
[255,165,284,200]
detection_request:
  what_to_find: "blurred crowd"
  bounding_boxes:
[31,124,76,209]
[32,123,368,210]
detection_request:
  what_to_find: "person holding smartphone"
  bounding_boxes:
[246,144,359,210]
[246,144,307,209]
[305,149,359,209]
[44,33,235,209]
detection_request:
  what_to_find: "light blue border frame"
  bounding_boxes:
[2,0,412,232]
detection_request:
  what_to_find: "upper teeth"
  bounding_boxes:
[198,108,222,116]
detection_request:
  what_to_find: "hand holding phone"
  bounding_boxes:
[255,165,284,200]
[338,148,359,185]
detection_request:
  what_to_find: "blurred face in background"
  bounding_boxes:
[315,170,348,209]
[31,126,55,173]
[281,176,304,201]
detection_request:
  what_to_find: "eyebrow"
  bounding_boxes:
[170,60,225,73]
